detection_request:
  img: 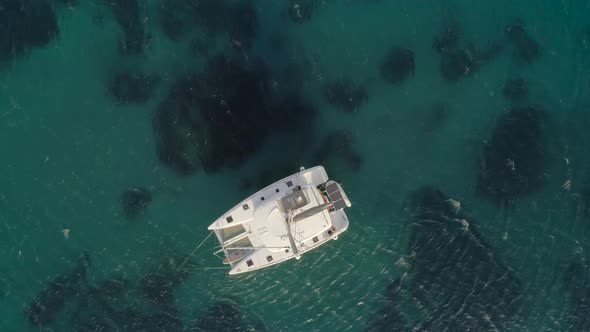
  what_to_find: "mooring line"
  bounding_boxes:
[177,230,215,271]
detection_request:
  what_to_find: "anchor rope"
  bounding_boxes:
[185,266,229,271]
[177,230,215,271]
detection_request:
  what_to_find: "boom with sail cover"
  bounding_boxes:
[293,203,333,222]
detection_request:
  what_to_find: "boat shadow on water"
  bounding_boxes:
[367,186,525,331]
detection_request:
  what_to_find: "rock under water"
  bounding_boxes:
[432,21,459,54]
[366,277,410,332]
[153,54,316,175]
[159,0,259,50]
[439,47,474,82]
[108,0,145,55]
[26,253,91,327]
[380,47,415,84]
[287,0,316,24]
[322,78,368,113]
[505,19,541,63]
[152,56,270,174]
[71,256,192,332]
[239,163,300,192]
[433,20,504,83]
[0,0,59,62]
[158,0,196,40]
[561,261,590,330]
[502,77,528,102]
[152,76,206,175]
[109,72,160,105]
[405,187,523,330]
[229,2,259,49]
[139,257,191,306]
[191,299,267,332]
[477,106,548,204]
[121,187,152,219]
[311,129,362,174]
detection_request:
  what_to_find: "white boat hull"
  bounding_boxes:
[207,166,351,275]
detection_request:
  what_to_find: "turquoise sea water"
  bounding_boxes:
[2,0,590,331]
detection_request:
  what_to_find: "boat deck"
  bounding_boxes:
[208,166,351,275]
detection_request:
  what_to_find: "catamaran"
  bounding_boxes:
[208,166,352,275]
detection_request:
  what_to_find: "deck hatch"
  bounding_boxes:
[220,224,247,243]
[278,189,309,212]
